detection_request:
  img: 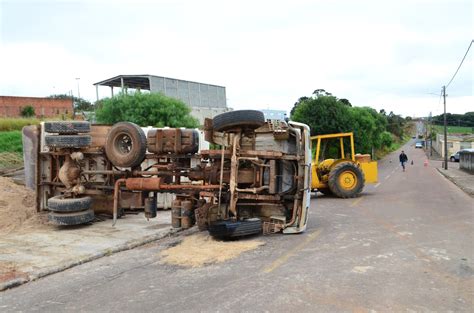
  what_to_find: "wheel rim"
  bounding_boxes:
[114,133,133,155]
[338,170,357,190]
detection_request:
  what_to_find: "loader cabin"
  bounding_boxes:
[310,132,378,198]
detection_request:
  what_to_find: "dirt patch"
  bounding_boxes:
[159,233,264,267]
[0,176,50,235]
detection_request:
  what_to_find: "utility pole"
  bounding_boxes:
[442,86,448,170]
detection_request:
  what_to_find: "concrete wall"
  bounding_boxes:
[0,96,73,118]
[190,106,230,125]
[149,76,226,109]
[460,151,474,173]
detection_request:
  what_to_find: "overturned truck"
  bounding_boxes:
[24,110,311,237]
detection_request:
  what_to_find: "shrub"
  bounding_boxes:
[95,91,199,128]
[20,105,35,118]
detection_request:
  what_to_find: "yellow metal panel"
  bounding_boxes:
[359,161,378,184]
[310,132,353,141]
[311,163,322,189]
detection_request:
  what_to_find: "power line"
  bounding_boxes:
[446,39,473,88]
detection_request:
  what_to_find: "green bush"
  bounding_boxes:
[380,131,393,148]
[95,92,199,128]
[0,131,23,153]
[0,118,40,131]
[20,105,35,117]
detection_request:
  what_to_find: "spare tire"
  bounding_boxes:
[105,122,147,168]
[48,195,92,213]
[44,121,90,134]
[328,161,365,198]
[48,209,95,226]
[208,218,262,238]
[45,135,91,148]
[212,110,265,132]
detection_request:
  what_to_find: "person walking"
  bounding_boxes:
[399,150,408,171]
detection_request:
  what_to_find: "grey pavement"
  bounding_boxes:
[0,211,176,291]
[0,140,473,312]
[433,161,474,197]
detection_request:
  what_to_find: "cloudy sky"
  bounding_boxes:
[0,0,472,117]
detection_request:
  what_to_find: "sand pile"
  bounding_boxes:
[0,176,49,235]
[160,233,264,267]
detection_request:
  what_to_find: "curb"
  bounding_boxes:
[0,227,180,291]
[436,168,474,197]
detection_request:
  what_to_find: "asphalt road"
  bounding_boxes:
[1,140,473,312]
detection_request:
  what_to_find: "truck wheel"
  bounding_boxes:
[48,209,95,226]
[208,218,262,238]
[44,121,90,134]
[45,135,91,148]
[212,110,265,132]
[328,162,365,198]
[105,122,147,168]
[47,195,92,212]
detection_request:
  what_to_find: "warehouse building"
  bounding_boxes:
[94,75,229,124]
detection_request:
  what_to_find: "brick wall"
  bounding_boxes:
[0,96,73,118]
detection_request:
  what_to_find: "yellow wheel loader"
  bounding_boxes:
[311,132,378,198]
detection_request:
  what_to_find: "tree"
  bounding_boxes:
[291,91,393,154]
[49,94,93,112]
[291,95,353,136]
[95,92,199,128]
[20,105,35,117]
[386,111,406,138]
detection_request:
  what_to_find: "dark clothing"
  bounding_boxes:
[399,153,408,163]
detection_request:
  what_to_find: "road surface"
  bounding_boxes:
[1,140,473,312]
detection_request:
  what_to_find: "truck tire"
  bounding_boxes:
[208,218,262,238]
[48,209,95,226]
[45,135,91,148]
[105,122,147,168]
[47,195,92,213]
[44,121,90,134]
[328,162,365,198]
[212,110,265,132]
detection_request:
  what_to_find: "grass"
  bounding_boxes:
[0,152,23,169]
[432,125,473,135]
[0,118,40,131]
[0,131,23,153]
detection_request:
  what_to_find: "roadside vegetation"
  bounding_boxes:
[0,130,23,170]
[0,118,40,131]
[95,92,199,128]
[432,125,473,135]
[291,89,411,158]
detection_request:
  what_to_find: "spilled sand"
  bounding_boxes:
[160,233,264,267]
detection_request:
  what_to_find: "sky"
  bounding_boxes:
[0,0,472,117]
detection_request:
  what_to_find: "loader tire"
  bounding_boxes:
[208,218,262,238]
[47,195,92,213]
[328,162,365,198]
[212,110,265,132]
[45,135,91,148]
[105,122,147,168]
[44,121,91,134]
[48,209,95,226]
